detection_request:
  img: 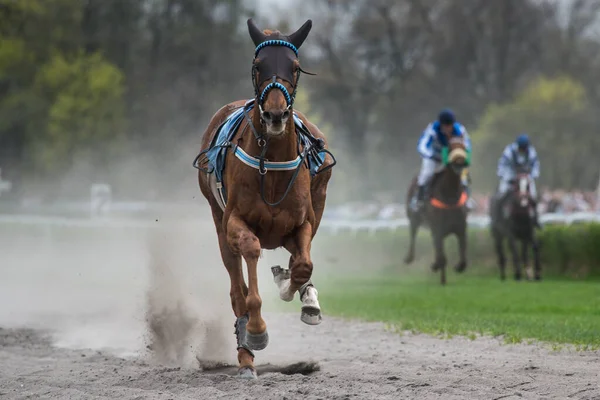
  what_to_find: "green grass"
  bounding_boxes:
[312,275,600,348]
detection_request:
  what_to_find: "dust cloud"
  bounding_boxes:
[0,117,405,373]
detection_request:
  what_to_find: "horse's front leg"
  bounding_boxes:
[454,221,468,273]
[274,221,321,325]
[507,233,522,281]
[215,231,255,378]
[522,238,532,280]
[431,230,448,285]
[404,214,421,264]
[227,215,268,352]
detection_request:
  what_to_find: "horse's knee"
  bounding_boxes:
[239,233,261,260]
[291,256,313,286]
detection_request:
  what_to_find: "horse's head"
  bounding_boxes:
[446,138,468,176]
[247,18,312,137]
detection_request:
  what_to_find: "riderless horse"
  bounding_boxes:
[404,139,470,285]
[490,172,541,281]
[194,19,335,379]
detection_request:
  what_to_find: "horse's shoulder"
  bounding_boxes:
[293,110,327,145]
[201,100,248,147]
[213,100,247,120]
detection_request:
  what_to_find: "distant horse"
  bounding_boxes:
[194,19,335,379]
[404,139,469,285]
[490,173,541,281]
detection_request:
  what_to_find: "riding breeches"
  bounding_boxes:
[498,178,537,199]
[417,158,443,186]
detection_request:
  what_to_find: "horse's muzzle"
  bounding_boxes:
[450,163,465,175]
[262,109,290,136]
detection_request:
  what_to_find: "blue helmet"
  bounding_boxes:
[516,134,530,149]
[438,109,456,125]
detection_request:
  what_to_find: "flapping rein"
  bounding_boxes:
[193,38,336,207]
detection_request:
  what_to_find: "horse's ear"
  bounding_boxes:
[288,19,312,49]
[247,18,266,46]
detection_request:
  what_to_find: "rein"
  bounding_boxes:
[240,101,334,207]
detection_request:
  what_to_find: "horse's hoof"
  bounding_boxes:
[454,262,467,273]
[271,265,290,280]
[246,330,269,351]
[237,367,258,380]
[534,275,542,282]
[301,305,322,326]
[514,274,522,281]
[300,285,322,326]
[404,255,414,265]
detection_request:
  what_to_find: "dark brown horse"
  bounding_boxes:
[404,139,469,285]
[194,19,335,379]
[490,173,541,281]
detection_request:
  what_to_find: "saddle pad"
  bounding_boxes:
[202,99,327,211]
[204,100,326,185]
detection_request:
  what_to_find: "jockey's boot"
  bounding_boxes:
[464,185,474,212]
[411,185,426,213]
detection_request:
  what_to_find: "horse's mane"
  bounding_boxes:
[263,29,281,36]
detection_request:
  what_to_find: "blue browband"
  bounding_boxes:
[254,40,298,57]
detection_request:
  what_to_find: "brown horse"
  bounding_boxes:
[194,19,335,379]
[490,173,541,281]
[404,139,469,285]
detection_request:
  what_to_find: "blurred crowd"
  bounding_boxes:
[471,189,599,215]
[325,189,599,221]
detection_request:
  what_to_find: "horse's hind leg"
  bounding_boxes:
[227,215,268,352]
[494,232,507,281]
[522,239,533,280]
[404,215,420,264]
[276,222,321,325]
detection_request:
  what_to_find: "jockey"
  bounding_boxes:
[411,109,473,212]
[495,134,541,228]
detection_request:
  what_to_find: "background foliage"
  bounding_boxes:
[0,0,599,200]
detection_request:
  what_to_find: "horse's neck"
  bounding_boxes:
[434,169,461,200]
[243,107,297,160]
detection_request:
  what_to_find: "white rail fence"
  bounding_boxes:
[1,211,599,235]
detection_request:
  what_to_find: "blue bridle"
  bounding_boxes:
[253,40,299,109]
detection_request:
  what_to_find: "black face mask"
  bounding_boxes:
[247,18,314,106]
[254,43,297,88]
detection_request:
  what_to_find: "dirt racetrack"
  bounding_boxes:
[1,210,599,400]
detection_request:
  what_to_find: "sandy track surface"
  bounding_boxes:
[1,214,599,399]
[1,313,600,400]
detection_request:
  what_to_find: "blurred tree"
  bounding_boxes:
[31,52,126,177]
[472,76,600,192]
[295,0,600,199]
[0,0,83,186]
